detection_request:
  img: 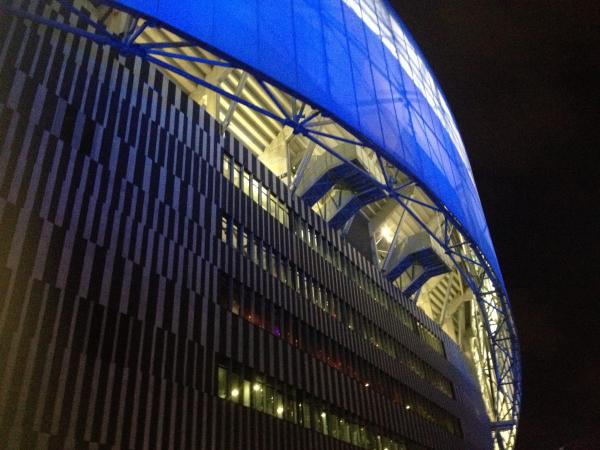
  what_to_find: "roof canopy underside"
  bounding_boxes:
[113,0,502,285]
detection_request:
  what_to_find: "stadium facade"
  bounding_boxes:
[0,1,521,449]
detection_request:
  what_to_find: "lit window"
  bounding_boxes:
[231,224,238,249]
[242,232,249,256]
[243,381,251,407]
[261,187,269,211]
[223,155,231,180]
[233,163,241,188]
[243,172,250,196]
[217,366,227,399]
[251,179,260,204]
[220,216,228,243]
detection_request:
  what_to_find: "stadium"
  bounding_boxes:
[0,0,521,449]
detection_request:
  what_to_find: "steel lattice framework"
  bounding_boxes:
[1,1,522,447]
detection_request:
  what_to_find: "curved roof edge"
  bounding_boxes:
[108,0,503,284]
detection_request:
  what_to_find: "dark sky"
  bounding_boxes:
[388,1,600,449]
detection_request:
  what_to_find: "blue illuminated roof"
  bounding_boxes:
[114,0,503,285]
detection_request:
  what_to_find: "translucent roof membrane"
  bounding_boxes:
[115,0,502,283]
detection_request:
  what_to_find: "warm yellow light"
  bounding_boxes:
[231,388,239,398]
[380,225,394,242]
[405,404,411,410]
[320,412,326,418]
[253,383,261,392]
[276,406,284,415]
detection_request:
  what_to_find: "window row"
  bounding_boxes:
[220,215,452,398]
[222,152,443,357]
[223,153,289,227]
[293,217,445,356]
[217,363,428,450]
[217,271,461,436]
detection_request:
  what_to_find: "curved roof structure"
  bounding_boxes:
[115,0,500,282]
[8,0,519,446]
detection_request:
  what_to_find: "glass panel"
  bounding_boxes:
[233,163,241,188]
[242,232,249,256]
[262,247,268,272]
[339,418,350,443]
[252,380,265,412]
[329,413,339,439]
[274,391,284,418]
[265,384,275,416]
[220,216,228,243]
[229,372,241,403]
[270,195,277,218]
[314,409,325,434]
[217,366,227,399]
[243,172,250,196]
[261,187,269,212]
[251,179,261,204]
[270,253,277,278]
[232,224,238,249]
[280,259,287,284]
[284,394,296,424]
[302,402,311,429]
[253,238,259,265]
[243,380,251,407]
[223,155,230,180]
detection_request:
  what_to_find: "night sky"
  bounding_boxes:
[388,1,600,448]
